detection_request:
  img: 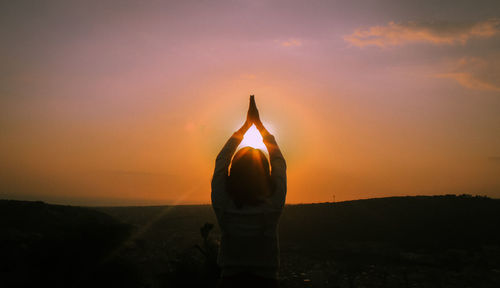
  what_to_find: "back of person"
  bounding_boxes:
[211,96,287,286]
[216,205,282,277]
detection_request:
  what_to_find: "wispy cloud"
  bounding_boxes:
[436,57,500,92]
[279,38,302,47]
[345,19,500,47]
[436,72,500,92]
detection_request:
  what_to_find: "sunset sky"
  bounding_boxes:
[1,0,499,205]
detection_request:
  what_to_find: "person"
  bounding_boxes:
[211,95,287,288]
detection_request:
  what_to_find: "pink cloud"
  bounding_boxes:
[345,19,500,47]
[436,57,500,92]
[279,38,302,47]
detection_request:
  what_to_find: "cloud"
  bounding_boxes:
[345,19,500,47]
[279,38,302,47]
[436,73,500,92]
[436,57,500,92]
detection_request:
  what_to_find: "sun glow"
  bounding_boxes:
[238,125,268,152]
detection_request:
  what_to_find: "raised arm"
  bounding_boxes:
[211,101,254,208]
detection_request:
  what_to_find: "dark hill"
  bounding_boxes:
[0,200,133,288]
[97,194,500,287]
[280,195,500,249]
[2,195,500,287]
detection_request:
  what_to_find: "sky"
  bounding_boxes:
[1,0,499,205]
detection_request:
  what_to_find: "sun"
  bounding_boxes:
[238,125,268,152]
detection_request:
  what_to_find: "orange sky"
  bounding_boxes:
[1,1,499,205]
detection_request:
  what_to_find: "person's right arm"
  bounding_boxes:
[248,96,287,208]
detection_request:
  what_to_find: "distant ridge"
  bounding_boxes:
[289,194,495,205]
[280,194,500,249]
[2,195,500,287]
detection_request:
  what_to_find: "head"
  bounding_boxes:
[228,147,272,208]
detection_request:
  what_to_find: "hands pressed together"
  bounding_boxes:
[237,95,268,136]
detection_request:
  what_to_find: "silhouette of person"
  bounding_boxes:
[212,96,287,287]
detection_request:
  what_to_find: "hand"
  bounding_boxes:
[247,95,261,125]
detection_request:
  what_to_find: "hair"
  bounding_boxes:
[227,147,273,208]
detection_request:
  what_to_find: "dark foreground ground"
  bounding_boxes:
[2,195,500,287]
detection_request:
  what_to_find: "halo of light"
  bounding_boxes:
[238,125,268,153]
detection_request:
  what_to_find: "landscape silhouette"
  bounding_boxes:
[2,195,500,287]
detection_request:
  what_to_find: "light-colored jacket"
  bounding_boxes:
[211,130,287,279]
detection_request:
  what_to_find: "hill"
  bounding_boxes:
[2,195,500,287]
[280,195,500,249]
[0,200,133,287]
